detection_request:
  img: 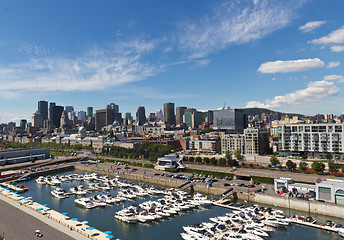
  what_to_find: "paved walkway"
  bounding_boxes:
[0,194,79,240]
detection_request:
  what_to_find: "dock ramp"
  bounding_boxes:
[176,181,192,191]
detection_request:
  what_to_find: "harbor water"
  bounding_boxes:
[20,170,344,240]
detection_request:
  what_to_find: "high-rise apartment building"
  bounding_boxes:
[176,106,187,125]
[136,106,146,126]
[38,100,48,121]
[278,123,344,157]
[163,102,175,125]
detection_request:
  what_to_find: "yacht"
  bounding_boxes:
[69,185,87,195]
[36,176,46,185]
[45,176,61,185]
[51,188,67,199]
[74,198,96,209]
[338,228,344,237]
[115,210,137,224]
[136,212,155,223]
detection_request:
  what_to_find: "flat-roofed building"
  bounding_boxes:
[316,179,344,204]
[221,133,244,154]
[278,123,344,157]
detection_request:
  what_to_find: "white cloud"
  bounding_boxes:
[246,81,339,108]
[310,25,344,45]
[257,58,325,74]
[178,0,307,59]
[327,61,340,68]
[324,75,344,83]
[331,45,344,52]
[0,41,164,93]
[299,21,326,33]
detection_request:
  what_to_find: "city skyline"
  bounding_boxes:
[0,0,344,123]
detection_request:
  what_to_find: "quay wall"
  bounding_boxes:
[74,165,225,196]
[75,164,344,218]
[237,192,344,218]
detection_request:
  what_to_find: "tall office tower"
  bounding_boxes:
[163,102,176,125]
[176,106,187,125]
[106,103,119,113]
[87,107,93,118]
[136,106,146,126]
[148,113,156,122]
[49,102,56,121]
[213,107,244,132]
[156,109,163,122]
[95,108,122,131]
[38,100,48,121]
[76,111,87,122]
[50,105,64,128]
[65,106,74,113]
[125,112,133,121]
[20,119,27,129]
[32,112,44,128]
[206,110,214,124]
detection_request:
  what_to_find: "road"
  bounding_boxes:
[0,197,75,240]
[88,155,343,183]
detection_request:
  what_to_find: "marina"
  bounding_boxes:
[1,169,344,239]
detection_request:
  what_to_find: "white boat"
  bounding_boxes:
[69,185,87,195]
[36,176,46,185]
[74,198,96,209]
[263,217,289,227]
[51,188,67,199]
[338,228,344,237]
[115,210,137,224]
[45,176,61,185]
[136,212,155,223]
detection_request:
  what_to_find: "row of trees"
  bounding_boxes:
[0,140,93,151]
[183,156,239,167]
[105,142,172,162]
[269,155,341,173]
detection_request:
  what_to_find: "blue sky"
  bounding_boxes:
[0,0,344,123]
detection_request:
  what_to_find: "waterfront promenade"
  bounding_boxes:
[0,194,78,240]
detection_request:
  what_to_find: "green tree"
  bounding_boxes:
[234,149,242,161]
[301,154,308,160]
[218,158,226,166]
[195,156,202,163]
[270,155,280,165]
[328,160,339,173]
[225,151,232,160]
[326,153,333,160]
[312,161,325,173]
[211,157,217,165]
[286,160,296,171]
[299,161,308,171]
[203,157,210,164]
